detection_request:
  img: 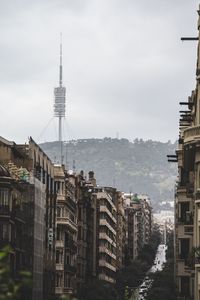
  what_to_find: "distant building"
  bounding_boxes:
[124,193,152,264]
[95,186,117,283]
[75,172,126,288]
[116,191,126,270]
[76,171,97,289]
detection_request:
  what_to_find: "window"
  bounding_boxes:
[78,226,81,240]
[57,207,61,217]
[179,238,190,259]
[0,188,9,206]
[2,224,10,240]
[180,276,190,296]
[56,273,62,287]
[179,202,190,223]
[78,208,82,220]
[56,250,59,263]
[65,255,70,264]
[64,274,68,287]
[57,228,61,240]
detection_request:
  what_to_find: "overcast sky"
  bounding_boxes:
[0,0,199,143]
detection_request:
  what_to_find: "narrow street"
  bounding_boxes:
[132,244,167,300]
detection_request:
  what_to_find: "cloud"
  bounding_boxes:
[0,0,199,143]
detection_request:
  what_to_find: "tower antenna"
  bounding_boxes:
[54,33,66,164]
[59,32,62,87]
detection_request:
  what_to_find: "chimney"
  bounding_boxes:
[88,171,96,186]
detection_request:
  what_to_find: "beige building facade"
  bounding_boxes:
[124,193,152,264]
[54,166,77,297]
[174,6,200,300]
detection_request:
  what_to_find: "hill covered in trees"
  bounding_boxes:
[40,138,177,210]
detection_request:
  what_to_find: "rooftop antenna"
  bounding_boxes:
[54,33,66,164]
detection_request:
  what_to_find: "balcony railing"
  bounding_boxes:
[99,260,116,272]
[184,125,200,142]
[57,217,77,231]
[63,287,73,294]
[184,226,193,235]
[56,240,64,248]
[99,232,116,247]
[178,217,193,226]
[57,194,65,202]
[56,263,64,271]
[98,273,115,283]
[99,246,116,259]
[100,206,117,223]
[99,219,116,235]
[55,287,63,294]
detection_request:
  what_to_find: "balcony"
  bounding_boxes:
[55,287,63,294]
[99,260,116,272]
[99,232,116,247]
[99,246,116,260]
[100,206,117,223]
[98,273,115,283]
[56,263,64,271]
[100,219,116,235]
[177,259,187,276]
[57,194,65,202]
[57,217,77,232]
[56,240,64,248]
[63,287,73,294]
[184,125,200,143]
[178,217,193,226]
[184,225,193,235]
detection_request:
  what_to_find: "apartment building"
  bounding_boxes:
[173,6,200,300]
[76,173,122,288]
[0,135,155,298]
[138,194,152,245]
[0,163,34,300]
[95,186,117,284]
[124,194,139,263]
[54,166,77,297]
[124,193,152,264]
[76,171,97,289]
[0,136,56,300]
[116,191,126,270]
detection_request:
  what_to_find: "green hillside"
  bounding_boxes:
[40,138,177,210]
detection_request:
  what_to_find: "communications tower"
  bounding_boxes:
[54,35,66,163]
